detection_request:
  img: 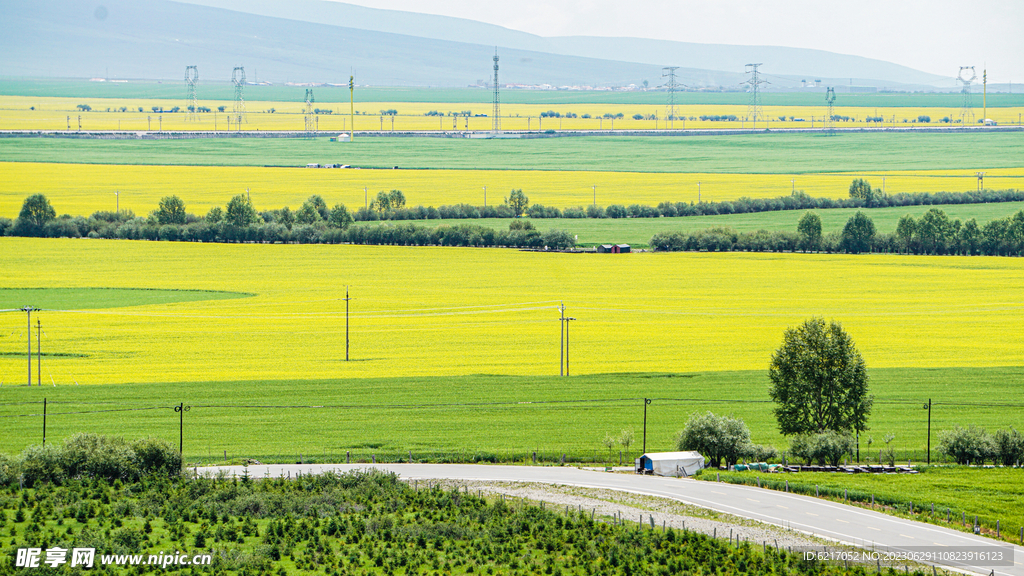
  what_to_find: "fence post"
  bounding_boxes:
[346,451,350,464]
[533,451,537,464]
[816,485,819,497]
[996,520,999,538]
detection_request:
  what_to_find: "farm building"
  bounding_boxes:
[597,244,631,253]
[634,451,705,477]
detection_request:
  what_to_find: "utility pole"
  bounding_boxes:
[564,315,576,376]
[924,399,932,465]
[344,286,351,361]
[642,398,652,454]
[175,403,190,456]
[42,398,47,445]
[593,185,596,208]
[483,186,487,207]
[36,319,41,386]
[115,190,119,214]
[559,302,565,376]
[349,75,355,142]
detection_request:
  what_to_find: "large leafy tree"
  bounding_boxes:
[506,189,529,218]
[676,411,751,469]
[840,211,876,253]
[16,194,56,236]
[224,194,258,227]
[796,211,822,252]
[768,318,872,436]
[156,195,186,225]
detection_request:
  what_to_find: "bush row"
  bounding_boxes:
[0,434,181,487]
[652,208,1024,256]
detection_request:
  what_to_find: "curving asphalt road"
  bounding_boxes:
[199,463,1021,576]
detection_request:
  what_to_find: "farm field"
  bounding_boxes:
[5,79,1024,107]
[4,92,1024,131]
[2,238,1024,386]
[375,202,1024,247]
[3,132,1022,173]
[5,162,1024,219]
[0,368,1022,465]
[704,468,1024,547]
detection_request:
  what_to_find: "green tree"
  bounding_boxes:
[205,206,224,224]
[15,194,57,236]
[895,214,916,253]
[295,202,323,225]
[958,218,980,255]
[224,194,258,227]
[305,195,329,220]
[387,190,406,210]
[328,204,353,229]
[848,178,872,202]
[769,318,872,436]
[840,211,876,253]
[992,428,1024,466]
[156,195,186,225]
[788,431,856,466]
[796,211,822,252]
[938,426,995,465]
[506,189,529,218]
[917,208,953,253]
[676,412,752,469]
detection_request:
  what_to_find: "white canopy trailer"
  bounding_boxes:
[635,451,705,477]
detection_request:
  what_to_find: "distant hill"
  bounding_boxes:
[0,0,949,90]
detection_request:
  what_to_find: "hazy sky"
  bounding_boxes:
[333,0,1024,83]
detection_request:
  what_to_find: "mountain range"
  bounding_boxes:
[0,0,953,90]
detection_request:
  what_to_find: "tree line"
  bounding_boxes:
[1,193,576,249]
[651,208,1024,256]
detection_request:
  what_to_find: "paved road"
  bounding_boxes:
[200,463,1021,576]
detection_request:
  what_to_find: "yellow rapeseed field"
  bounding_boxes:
[1,238,1022,386]
[4,162,1021,218]
[4,96,1023,131]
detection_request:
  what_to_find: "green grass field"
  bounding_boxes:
[0,368,1020,466]
[384,201,1024,247]
[702,468,1024,546]
[2,132,1023,173]
[0,287,251,310]
[4,78,1024,107]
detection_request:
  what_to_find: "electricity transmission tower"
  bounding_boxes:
[744,63,768,128]
[825,87,836,134]
[492,49,501,134]
[185,65,198,122]
[232,66,246,126]
[662,67,681,129]
[304,88,315,137]
[958,66,977,125]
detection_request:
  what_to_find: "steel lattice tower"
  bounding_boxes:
[958,66,977,125]
[304,89,315,136]
[662,67,680,129]
[185,66,198,122]
[825,87,836,134]
[744,63,768,128]
[492,49,501,134]
[232,66,246,125]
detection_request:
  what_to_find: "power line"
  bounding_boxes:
[744,63,768,128]
[185,65,198,122]
[492,49,501,134]
[232,66,246,127]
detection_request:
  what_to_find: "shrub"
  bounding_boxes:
[789,431,856,466]
[938,426,995,465]
[131,437,183,477]
[676,412,751,469]
[991,428,1024,466]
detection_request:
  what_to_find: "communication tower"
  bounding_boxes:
[825,87,836,134]
[492,49,501,134]
[958,66,977,125]
[744,63,768,128]
[304,88,315,137]
[185,66,198,121]
[662,67,681,129]
[232,66,246,125]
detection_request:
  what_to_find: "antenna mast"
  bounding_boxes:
[744,63,768,128]
[232,66,246,126]
[958,66,977,126]
[492,49,501,134]
[825,87,836,135]
[662,67,680,129]
[305,88,315,138]
[185,65,198,122]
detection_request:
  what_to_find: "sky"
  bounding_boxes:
[332,0,1024,83]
